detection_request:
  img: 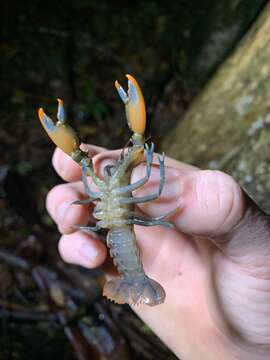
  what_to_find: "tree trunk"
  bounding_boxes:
[162,1,270,213]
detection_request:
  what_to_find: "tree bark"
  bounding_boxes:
[187,0,266,85]
[162,1,270,213]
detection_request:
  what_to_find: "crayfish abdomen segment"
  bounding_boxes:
[104,227,166,306]
[107,227,142,274]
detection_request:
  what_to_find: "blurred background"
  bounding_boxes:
[0,1,268,359]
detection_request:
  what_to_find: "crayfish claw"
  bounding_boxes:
[38,100,80,157]
[115,74,146,136]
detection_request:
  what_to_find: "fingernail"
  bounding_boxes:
[56,201,70,222]
[79,242,98,262]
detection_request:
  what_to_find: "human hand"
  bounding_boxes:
[46,145,270,360]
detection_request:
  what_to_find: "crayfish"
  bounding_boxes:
[38,75,174,306]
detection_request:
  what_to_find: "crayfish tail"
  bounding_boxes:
[103,275,165,306]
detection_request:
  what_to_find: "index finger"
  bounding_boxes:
[52,144,107,182]
[52,143,198,183]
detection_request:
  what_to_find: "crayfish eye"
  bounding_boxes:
[104,165,115,177]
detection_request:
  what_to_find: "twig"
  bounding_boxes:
[0,249,30,270]
[0,308,57,323]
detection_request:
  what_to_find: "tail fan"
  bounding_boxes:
[103,275,165,306]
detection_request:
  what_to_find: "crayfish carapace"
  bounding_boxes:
[38,75,174,306]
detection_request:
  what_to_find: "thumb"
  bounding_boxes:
[134,165,270,268]
[133,166,246,238]
[174,169,247,238]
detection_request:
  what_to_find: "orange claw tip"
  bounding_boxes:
[57,98,65,123]
[125,74,142,94]
[38,107,45,121]
[125,74,137,83]
[114,80,120,89]
[57,98,64,106]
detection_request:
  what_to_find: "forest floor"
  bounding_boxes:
[1,1,265,358]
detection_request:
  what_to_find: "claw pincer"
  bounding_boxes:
[38,75,172,306]
[38,99,86,163]
[115,74,146,139]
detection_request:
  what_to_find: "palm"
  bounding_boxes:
[48,147,270,359]
[133,225,226,357]
[134,206,270,360]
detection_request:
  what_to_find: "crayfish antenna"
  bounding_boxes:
[38,99,86,163]
[115,74,146,140]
